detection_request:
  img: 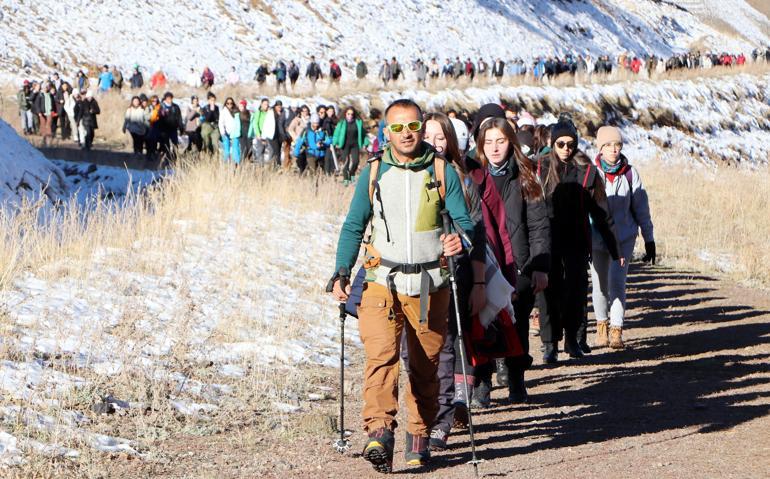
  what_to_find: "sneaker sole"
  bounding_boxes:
[405,457,429,466]
[363,444,393,474]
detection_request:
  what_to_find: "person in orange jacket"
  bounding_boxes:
[150,69,167,90]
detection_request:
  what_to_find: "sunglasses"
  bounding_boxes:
[387,121,423,133]
[555,140,576,150]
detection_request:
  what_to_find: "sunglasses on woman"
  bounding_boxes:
[387,120,423,133]
[555,140,576,150]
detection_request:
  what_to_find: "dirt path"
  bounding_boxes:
[106,263,770,478]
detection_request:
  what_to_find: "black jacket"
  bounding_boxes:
[492,61,505,77]
[129,72,144,89]
[75,98,100,129]
[468,157,550,277]
[33,92,55,115]
[539,155,619,260]
[158,102,182,134]
[274,110,288,143]
[201,105,219,125]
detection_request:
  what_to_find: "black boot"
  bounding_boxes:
[471,378,491,409]
[542,341,558,364]
[564,337,585,359]
[495,358,509,387]
[507,369,528,404]
[577,320,591,354]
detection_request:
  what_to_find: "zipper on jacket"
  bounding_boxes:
[405,169,412,293]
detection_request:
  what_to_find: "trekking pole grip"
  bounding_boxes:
[440,209,457,274]
[338,266,350,291]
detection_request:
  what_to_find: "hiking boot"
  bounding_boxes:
[594,321,609,348]
[578,338,592,354]
[564,337,584,359]
[453,403,468,429]
[363,428,394,474]
[452,374,474,407]
[405,432,430,466]
[609,327,625,349]
[470,379,491,409]
[542,341,558,364]
[429,426,450,451]
[495,358,509,387]
[507,370,528,404]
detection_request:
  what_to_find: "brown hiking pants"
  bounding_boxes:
[358,282,449,436]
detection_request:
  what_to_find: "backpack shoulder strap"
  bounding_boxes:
[582,164,594,188]
[367,153,383,204]
[624,166,634,194]
[435,155,446,201]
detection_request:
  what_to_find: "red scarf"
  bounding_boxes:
[468,168,517,287]
[595,153,630,184]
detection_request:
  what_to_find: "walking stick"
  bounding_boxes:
[327,267,351,453]
[441,210,483,478]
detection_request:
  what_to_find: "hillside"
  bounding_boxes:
[1,0,769,82]
[0,118,67,205]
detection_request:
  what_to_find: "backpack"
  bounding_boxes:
[344,152,447,318]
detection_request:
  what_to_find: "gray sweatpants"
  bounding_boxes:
[252,139,273,165]
[590,240,635,328]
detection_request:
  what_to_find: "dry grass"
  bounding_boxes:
[640,162,770,289]
[0,159,353,476]
[746,0,770,18]
[0,144,767,475]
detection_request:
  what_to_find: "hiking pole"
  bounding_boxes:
[331,146,339,173]
[441,210,483,478]
[330,266,352,453]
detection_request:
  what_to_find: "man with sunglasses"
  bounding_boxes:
[329,99,475,473]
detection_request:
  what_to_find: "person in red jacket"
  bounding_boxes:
[150,69,167,90]
[201,67,215,89]
[630,57,642,74]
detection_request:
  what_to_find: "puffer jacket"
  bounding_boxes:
[219,107,241,138]
[293,127,330,158]
[593,154,654,248]
[124,106,149,135]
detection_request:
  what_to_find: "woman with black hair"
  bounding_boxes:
[537,120,621,363]
[332,106,369,185]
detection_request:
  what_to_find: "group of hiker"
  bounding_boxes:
[16,76,101,149]
[328,98,655,473]
[130,93,372,172]
[27,44,766,103]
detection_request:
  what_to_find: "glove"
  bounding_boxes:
[642,241,656,265]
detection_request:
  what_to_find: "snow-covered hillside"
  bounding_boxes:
[1,0,768,82]
[0,118,67,205]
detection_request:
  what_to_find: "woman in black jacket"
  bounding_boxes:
[537,120,621,363]
[469,116,550,406]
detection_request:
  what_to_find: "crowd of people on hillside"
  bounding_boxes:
[326,97,655,473]
[16,74,101,149]
[18,45,767,101]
